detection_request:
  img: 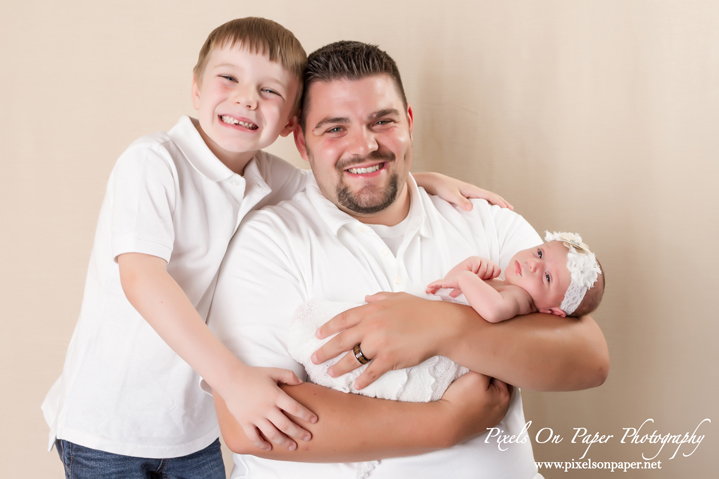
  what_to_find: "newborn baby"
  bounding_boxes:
[286,231,603,478]
[427,231,605,320]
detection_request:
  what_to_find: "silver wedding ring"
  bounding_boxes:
[353,343,370,365]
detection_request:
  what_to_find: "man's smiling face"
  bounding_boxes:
[295,74,414,224]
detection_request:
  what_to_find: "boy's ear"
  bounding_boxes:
[540,307,567,318]
[279,115,298,137]
[293,125,310,162]
[191,76,201,110]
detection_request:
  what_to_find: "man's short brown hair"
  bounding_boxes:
[193,18,307,108]
[300,41,408,130]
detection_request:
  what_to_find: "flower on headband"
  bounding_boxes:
[545,231,591,254]
[544,231,602,315]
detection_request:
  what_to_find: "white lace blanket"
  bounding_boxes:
[286,297,469,479]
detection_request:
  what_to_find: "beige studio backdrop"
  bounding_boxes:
[1,0,717,477]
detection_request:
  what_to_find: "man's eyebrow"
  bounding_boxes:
[370,108,400,119]
[313,117,350,130]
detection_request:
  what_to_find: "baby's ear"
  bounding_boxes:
[540,307,567,317]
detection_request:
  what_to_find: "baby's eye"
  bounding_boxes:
[537,249,543,259]
[262,88,280,96]
[545,272,551,283]
[220,75,237,82]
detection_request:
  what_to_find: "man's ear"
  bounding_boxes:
[191,75,201,110]
[406,104,414,139]
[293,125,310,162]
[540,307,567,318]
[280,115,298,137]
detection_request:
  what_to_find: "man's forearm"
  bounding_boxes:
[216,372,511,462]
[441,302,609,391]
[216,383,452,462]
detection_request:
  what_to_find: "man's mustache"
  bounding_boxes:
[336,151,396,171]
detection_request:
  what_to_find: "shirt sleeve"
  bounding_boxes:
[109,146,177,262]
[490,204,543,269]
[207,208,308,379]
[262,152,314,203]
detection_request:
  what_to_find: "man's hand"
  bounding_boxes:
[438,372,513,445]
[312,292,454,390]
[225,365,318,451]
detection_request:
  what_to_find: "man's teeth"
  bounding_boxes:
[221,116,258,130]
[348,164,383,174]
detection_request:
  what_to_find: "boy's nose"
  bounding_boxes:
[234,88,258,110]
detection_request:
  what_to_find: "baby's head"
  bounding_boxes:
[191,18,307,164]
[505,232,604,317]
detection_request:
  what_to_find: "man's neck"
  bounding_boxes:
[349,183,411,226]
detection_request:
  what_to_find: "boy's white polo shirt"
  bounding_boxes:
[209,175,544,479]
[42,116,309,458]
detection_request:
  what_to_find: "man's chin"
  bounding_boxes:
[337,183,399,215]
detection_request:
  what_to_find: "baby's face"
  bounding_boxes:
[505,241,572,316]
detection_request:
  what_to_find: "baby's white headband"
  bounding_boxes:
[544,231,601,315]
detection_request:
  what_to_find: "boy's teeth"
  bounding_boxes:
[348,164,382,174]
[221,115,258,130]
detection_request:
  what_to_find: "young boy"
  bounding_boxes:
[43,17,510,478]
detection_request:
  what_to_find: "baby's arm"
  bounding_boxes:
[453,272,532,323]
[117,253,317,452]
[426,257,533,323]
[426,256,501,298]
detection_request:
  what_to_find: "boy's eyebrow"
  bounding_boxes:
[212,62,241,70]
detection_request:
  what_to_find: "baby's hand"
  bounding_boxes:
[472,258,501,280]
[427,258,501,296]
[426,279,460,295]
[225,366,317,452]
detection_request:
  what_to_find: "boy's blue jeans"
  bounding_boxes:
[55,438,225,479]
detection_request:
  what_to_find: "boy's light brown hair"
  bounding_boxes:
[193,17,307,110]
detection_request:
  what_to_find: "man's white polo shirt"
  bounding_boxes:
[42,116,309,458]
[209,175,544,479]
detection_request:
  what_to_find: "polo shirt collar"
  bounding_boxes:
[168,116,236,183]
[305,173,434,239]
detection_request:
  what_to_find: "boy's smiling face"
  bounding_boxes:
[192,45,299,172]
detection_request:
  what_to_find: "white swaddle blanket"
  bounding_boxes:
[286,297,469,479]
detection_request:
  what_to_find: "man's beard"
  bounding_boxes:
[335,151,400,215]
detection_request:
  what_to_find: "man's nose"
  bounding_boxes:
[347,127,378,157]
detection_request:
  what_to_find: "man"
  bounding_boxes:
[208,41,608,479]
